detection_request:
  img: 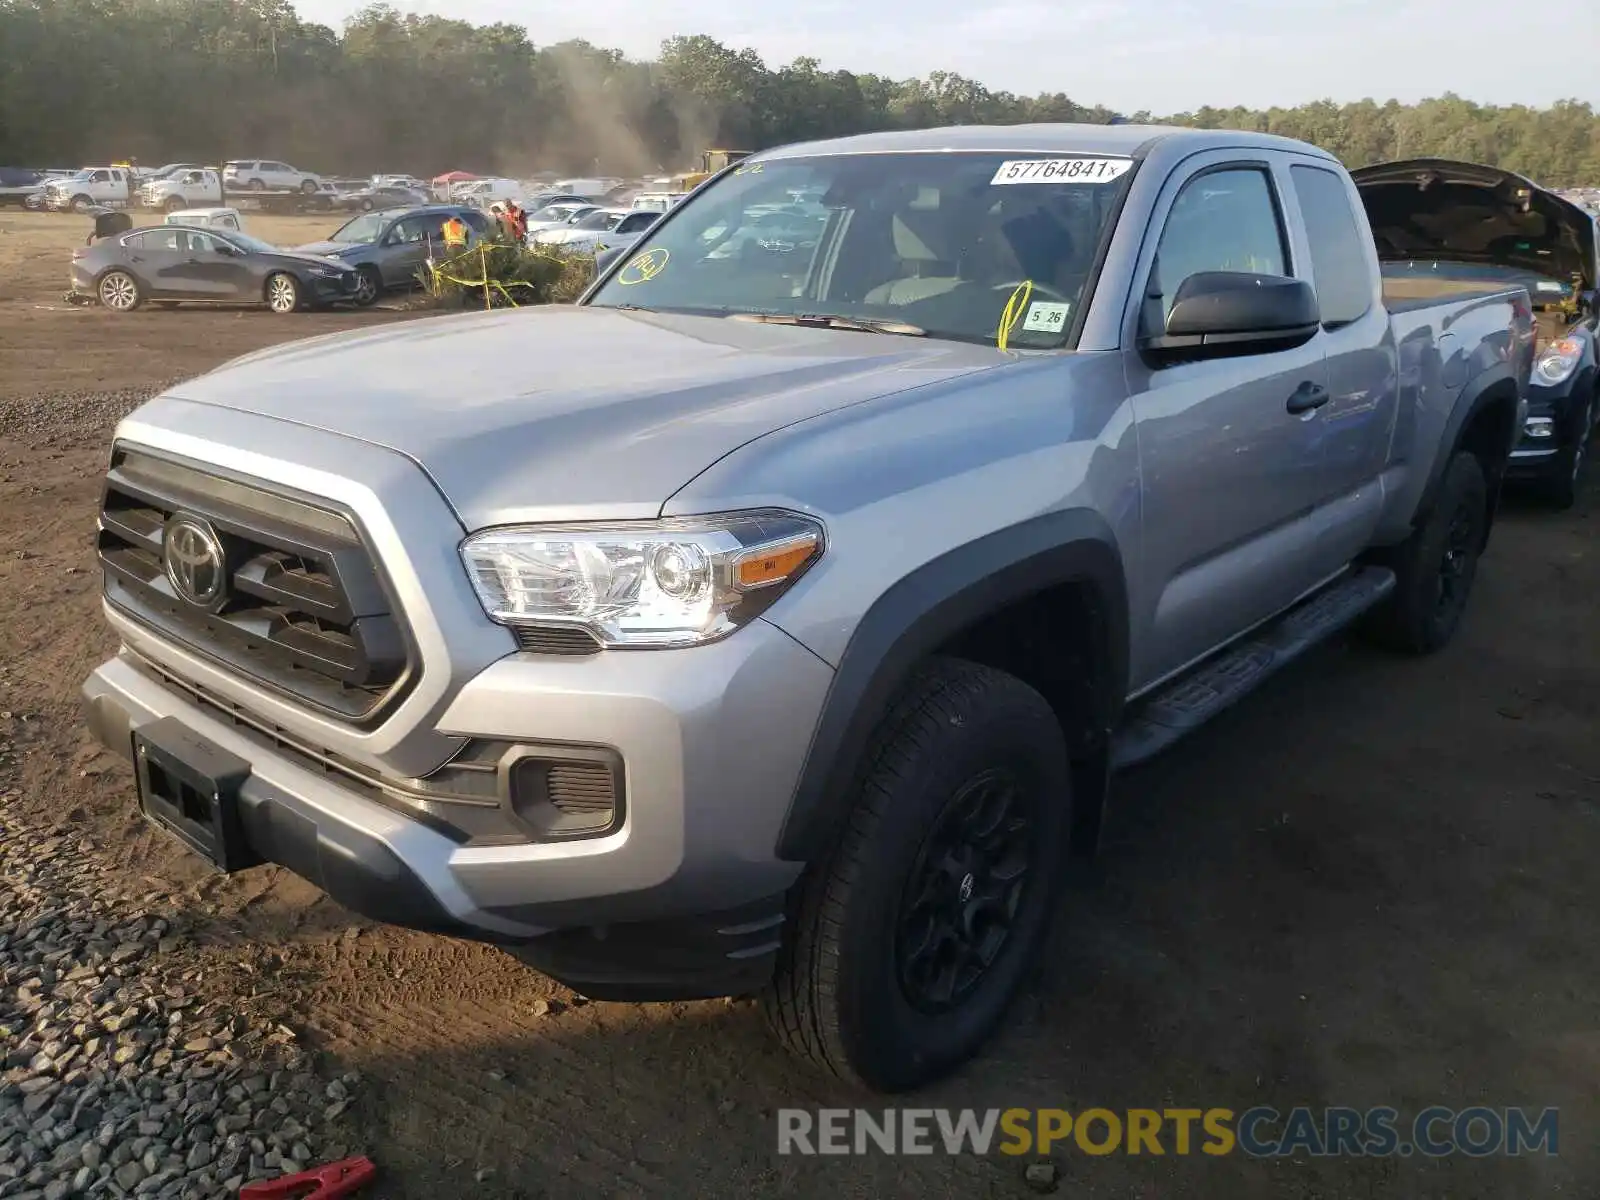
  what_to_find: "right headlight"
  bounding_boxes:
[460,509,824,649]
[1534,336,1584,386]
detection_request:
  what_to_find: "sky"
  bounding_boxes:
[291,0,1597,113]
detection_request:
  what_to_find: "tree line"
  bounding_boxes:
[2,0,1598,186]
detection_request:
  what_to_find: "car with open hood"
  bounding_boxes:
[1354,158,1598,508]
[71,223,361,313]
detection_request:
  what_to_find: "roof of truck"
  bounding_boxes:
[758,123,1338,163]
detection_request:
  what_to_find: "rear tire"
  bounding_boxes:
[764,658,1071,1092]
[1362,450,1488,654]
[96,270,142,312]
[247,178,265,192]
[264,272,301,314]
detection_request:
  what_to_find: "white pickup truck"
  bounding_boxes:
[140,168,224,213]
[44,167,133,212]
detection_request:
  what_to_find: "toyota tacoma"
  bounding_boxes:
[84,124,1533,1092]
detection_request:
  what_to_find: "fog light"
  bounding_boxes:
[505,752,621,839]
[1523,416,1555,439]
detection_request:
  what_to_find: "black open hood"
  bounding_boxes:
[1351,158,1597,292]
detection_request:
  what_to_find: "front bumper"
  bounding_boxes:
[83,611,830,997]
[304,272,362,304]
[1506,384,1587,479]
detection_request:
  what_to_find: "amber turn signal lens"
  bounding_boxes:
[735,535,820,590]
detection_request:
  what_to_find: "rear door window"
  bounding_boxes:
[127,229,183,251]
[1290,165,1376,327]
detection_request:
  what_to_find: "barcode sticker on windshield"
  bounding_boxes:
[991,158,1132,185]
[1022,302,1071,333]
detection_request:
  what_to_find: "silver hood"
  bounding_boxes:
[159,305,1012,529]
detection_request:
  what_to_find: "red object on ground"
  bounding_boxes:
[238,1156,377,1199]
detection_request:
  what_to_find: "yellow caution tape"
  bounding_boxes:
[996,280,1034,352]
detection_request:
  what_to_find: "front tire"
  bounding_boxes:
[97,270,142,312]
[264,272,301,314]
[301,178,319,194]
[764,658,1071,1092]
[352,265,381,307]
[71,194,93,213]
[163,196,186,214]
[1363,450,1488,654]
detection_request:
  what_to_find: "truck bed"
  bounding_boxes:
[1380,275,1519,312]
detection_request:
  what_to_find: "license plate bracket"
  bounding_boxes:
[133,717,260,873]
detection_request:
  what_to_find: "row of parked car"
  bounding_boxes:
[69,202,505,312]
[0,160,684,216]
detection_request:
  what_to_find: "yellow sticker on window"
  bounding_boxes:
[617,247,669,285]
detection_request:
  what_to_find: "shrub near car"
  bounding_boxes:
[1353,158,1600,508]
[73,224,361,313]
[293,205,493,305]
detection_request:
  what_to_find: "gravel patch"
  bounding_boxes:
[1,806,359,1200]
[0,384,186,450]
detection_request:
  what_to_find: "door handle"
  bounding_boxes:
[1287,381,1331,414]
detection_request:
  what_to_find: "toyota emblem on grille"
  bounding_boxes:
[162,514,227,608]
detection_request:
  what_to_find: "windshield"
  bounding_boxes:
[586,151,1133,348]
[331,212,392,243]
[532,203,583,221]
[573,210,624,231]
[227,231,278,254]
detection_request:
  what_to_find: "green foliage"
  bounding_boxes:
[2,0,1597,185]
[421,238,595,309]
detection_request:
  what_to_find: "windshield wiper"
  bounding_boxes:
[728,312,927,337]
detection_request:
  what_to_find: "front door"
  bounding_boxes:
[378,214,443,287]
[1124,155,1336,689]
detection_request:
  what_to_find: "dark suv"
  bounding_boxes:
[292,205,494,305]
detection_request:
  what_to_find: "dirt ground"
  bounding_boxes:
[2,208,1597,1198]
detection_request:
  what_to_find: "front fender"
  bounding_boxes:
[773,509,1128,862]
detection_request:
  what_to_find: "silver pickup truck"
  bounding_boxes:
[83,124,1534,1092]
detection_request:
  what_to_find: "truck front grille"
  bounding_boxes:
[96,445,414,724]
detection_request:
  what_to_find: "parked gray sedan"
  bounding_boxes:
[71,225,362,313]
[293,205,494,306]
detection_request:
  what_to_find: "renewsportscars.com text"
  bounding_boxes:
[777,1106,1559,1158]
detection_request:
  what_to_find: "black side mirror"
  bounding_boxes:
[1144,271,1320,356]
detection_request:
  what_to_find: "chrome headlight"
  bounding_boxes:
[1535,336,1585,386]
[461,511,824,648]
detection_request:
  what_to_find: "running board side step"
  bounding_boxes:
[1111,566,1396,770]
